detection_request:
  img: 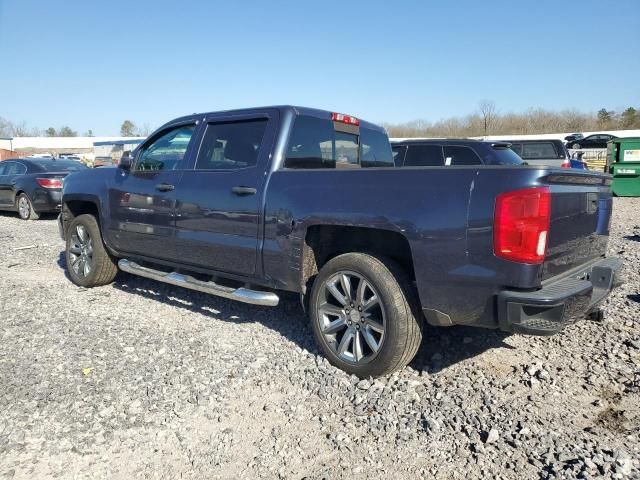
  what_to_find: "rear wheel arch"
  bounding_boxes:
[301,224,417,297]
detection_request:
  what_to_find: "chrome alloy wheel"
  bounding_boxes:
[68,224,94,277]
[18,196,30,219]
[316,271,386,364]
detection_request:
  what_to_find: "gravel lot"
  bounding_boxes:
[0,199,639,479]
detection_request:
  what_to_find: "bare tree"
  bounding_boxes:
[478,100,498,135]
[138,123,153,137]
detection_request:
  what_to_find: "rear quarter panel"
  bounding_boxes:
[263,167,477,315]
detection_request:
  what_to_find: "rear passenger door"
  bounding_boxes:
[173,110,279,276]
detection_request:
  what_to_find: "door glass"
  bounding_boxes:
[4,162,25,175]
[443,146,482,165]
[0,163,7,175]
[403,145,444,166]
[135,125,195,172]
[195,119,267,170]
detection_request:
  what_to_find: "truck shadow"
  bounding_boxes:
[56,252,514,375]
[113,272,513,375]
[410,324,514,374]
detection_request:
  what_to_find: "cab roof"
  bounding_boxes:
[161,105,385,133]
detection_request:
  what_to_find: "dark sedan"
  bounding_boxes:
[568,134,617,149]
[0,158,88,220]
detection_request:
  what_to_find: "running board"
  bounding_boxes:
[118,259,279,307]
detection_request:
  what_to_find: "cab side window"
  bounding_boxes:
[195,119,267,170]
[135,125,195,172]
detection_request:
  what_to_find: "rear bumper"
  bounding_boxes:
[32,189,62,212]
[497,256,623,335]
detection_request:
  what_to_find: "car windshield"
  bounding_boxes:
[30,159,89,172]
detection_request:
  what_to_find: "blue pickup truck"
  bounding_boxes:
[59,106,622,377]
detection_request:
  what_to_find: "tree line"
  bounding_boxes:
[384,102,640,138]
[0,117,152,138]
[3,105,640,139]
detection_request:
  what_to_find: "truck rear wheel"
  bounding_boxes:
[65,214,118,287]
[309,253,422,377]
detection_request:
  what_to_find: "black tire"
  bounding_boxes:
[309,253,422,378]
[573,143,581,149]
[16,193,39,220]
[65,214,118,287]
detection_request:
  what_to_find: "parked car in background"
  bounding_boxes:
[59,154,83,161]
[568,134,617,149]
[564,133,583,145]
[93,156,116,168]
[58,106,621,377]
[391,139,524,167]
[0,158,88,220]
[505,139,586,169]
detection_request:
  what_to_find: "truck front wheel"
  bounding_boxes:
[309,253,422,377]
[65,214,118,287]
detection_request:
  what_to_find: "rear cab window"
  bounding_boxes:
[512,142,560,160]
[391,145,406,166]
[284,114,393,169]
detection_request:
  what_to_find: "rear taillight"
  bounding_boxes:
[561,159,571,168]
[331,112,360,126]
[36,178,63,189]
[494,187,551,264]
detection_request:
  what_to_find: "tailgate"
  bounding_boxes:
[541,171,613,279]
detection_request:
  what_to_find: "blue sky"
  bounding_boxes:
[0,0,638,135]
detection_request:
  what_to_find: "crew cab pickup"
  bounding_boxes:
[59,106,622,377]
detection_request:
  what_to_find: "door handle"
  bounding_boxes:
[155,183,175,192]
[231,186,257,196]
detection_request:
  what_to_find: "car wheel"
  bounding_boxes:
[65,214,118,287]
[16,193,39,220]
[573,143,581,149]
[309,252,423,377]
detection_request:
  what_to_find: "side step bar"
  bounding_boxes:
[118,259,279,307]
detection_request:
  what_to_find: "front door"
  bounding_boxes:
[106,123,199,262]
[173,110,279,277]
[0,161,12,207]
[0,161,26,207]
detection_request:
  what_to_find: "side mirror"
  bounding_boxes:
[119,151,133,171]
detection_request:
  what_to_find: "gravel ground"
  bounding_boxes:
[0,199,639,480]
